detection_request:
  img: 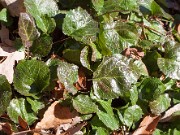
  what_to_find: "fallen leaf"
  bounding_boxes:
[0,0,26,17]
[133,115,160,135]
[178,24,180,35]
[0,25,13,46]
[160,103,180,122]
[0,122,13,135]
[122,48,144,60]
[75,67,87,90]
[59,122,86,135]
[35,101,79,129]
[0,44,25,83]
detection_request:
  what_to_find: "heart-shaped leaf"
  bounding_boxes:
[93,54,148,99]
[62,7,99,44]
[13,60,50,97]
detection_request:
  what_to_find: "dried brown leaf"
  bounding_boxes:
[0,0,26,17]
[160,103,180,122]
[0,122,13,135]
[133,115,160,135]
[0,25,13,46]
[0,45,25,83]
[122,48,144,60]
[35,101,79,129]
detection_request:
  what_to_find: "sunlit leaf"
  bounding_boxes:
[7,98,37,125]
[72,94,98,114]
[13,60,50,97]
[62,7,99,44]
[149,94,171,115]
[124,105,143,127]
[93,54,148,99]
[0,75,12,115]
[57,61,78,94]
[80,46,91,70]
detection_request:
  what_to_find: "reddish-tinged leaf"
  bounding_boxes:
[122,48,145,60]
[76,67,87,90]
[18,116,28,130]
[133,115,160,135]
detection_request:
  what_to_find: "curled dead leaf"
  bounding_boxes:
[122,48,144,60]
[133,115,160,135]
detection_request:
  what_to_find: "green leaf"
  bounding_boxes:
[62,7,99,44]
[149,94,171,115]
[24,0,58,33]
[35,15,56,34]
[95,127,109,135]
[158,44,180,80]
[123,105,143,127]
[89,43,102,62]
[80,46,91,70]
[97,100,119,130]
[18,13,40,47]
[0,75,12,115]
[24,0,58,17]
[139,77,166,101]
[72,94,98,114]
[57,61,78,94]
[26,97,45,113]
[7,98,37,125]
[102,0,139,14]
[158,58,180,80]
[99,21,140,54]
[93,54,148,99]
[30,35,53,57]
[13,60,50,97]
[91,0,104,15]
[130,85,138,105]
[0,8,8,22]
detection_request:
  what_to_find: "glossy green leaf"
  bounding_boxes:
[7,98,37,125]
[18,13,40,47]
[97,100,119,130]
[93,54,148,99]
[24,0,58,17]
[13,60,50,97]
[158,44,180,80]
[72,94,98,114]
[139,77,166,101]
[57,61,78,94]
[143,19,167,44]
[99,21,140,54]
[62,7,99,44]
[149,94,171,115]
[158,58,180,80]
[0,75,12,115]
[123,105,143,127]
[26,97,45,113]
[80,46,91,70]
[30,35,53,57]
[35,15,56,34]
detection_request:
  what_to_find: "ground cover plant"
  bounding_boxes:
[0,0,180,134]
